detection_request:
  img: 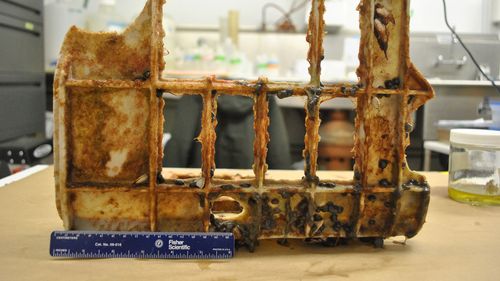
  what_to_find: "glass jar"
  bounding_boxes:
[448,129,500,205]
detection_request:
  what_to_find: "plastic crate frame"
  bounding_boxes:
[54,0,434,250]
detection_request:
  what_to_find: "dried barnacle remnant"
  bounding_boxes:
[133,174,148,185]
[405,122,414,133]
[53,0,434,251]
[374,3,395,58]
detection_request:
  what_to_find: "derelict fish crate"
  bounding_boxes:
[53,0,434,250]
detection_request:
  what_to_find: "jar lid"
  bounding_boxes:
[450,129,500,147]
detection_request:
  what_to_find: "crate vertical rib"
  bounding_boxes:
[388,0,431,237]
[354,0,372,189]
[148,88,159,232]
[387,0,412,236]
[253,78,270,188]
[303,0,325,186]
[150,0,165,82]
[155,94,165,228]
[200,79,217,231]
[306,0,325,86]
[200,77,217,187]
[148,0,163,231]
[54,54,73,230]
[355,0,412,236]
[357,0,409,188]
[352,0,374,237]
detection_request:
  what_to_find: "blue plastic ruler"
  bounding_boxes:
[50,231,234,259]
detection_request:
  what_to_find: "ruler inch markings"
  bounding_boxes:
[50,231,234,260]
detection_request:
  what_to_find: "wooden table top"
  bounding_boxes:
[1,167,499,281]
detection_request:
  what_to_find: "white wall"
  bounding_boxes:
[45,0,497,34]
[85,0,307,30]
[170,0,492,34]
[410,0,488,34]
[339,0,491,33]
[163,0,306,29]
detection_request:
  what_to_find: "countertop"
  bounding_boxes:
[1,167,499,281]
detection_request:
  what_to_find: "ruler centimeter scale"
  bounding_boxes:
[50,231,234,259]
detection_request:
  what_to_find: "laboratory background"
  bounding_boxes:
[1,1,500,280]
[1,0,499,181]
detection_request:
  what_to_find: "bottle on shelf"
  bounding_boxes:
[87,0,127,32]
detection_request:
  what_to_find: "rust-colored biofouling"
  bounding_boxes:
[54,0,434,250]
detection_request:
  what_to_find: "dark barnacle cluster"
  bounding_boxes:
[316,201,344,214]
[134,70,150,81]
[156,89,164,98]
[404,122,414,133]
[407,95,416,105]
[314,201,346,235]
[268,89,294,99]
[376,90,390,98]
[156,172,166,184]
[378,159,389,170]
[189,178,204,188]
[340,84,360,97]
[261,196,278,230]
[318,182,336,188]
[379,178,391,187]
[174,179,184,186]
[253,80,265,95]
[359,237,384,248]
[248,193,260,204]
[303,152,320,184]
[373,3,395,58]
[313,213,323,222]
[209,214,258,252]
[354,169,361,181]
[384,77,401,89]
[306,87,322,114]
[320,237,350,247]
[278,189,291,200]
[289,198,309,235]
[220,184,235,190]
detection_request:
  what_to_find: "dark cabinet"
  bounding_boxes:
[0,0,45,142]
